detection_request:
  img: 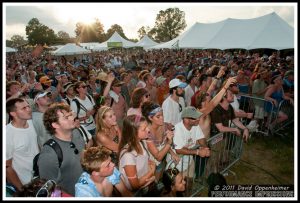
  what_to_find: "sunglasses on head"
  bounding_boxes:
[36,180,56,197]
[167,168,180,181]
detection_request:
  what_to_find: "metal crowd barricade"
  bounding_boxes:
[238,94,275,136]
[271,99,294,136]
[183,132,244,197]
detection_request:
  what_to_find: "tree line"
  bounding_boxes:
[7,7,186,48]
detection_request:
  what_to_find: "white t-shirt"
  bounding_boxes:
[6,120,40,185]
[173,121,204,171]
[162,96,185,126]
[185,85,198,106]
[70,95,96,131]
[119,142,150,191]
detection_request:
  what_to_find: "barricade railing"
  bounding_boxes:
[272,99,294,136]
[238,94,275,136]
[182,132,244,197]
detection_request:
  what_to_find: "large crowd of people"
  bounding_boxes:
[5,48,294,197]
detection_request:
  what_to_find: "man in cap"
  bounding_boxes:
[31,90,53,148]
[162,78,187,126]
[39,75,63,103]
[171,106,210,178]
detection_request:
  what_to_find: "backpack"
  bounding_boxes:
[32,139,63,179]
[72,94,93,119]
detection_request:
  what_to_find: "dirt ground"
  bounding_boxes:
[195,125,295,197]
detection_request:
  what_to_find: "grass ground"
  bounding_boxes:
[195,122,295,197]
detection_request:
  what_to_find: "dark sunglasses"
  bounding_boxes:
[36,180,56,197]
[80,85,87,89]
[70,142,79,154]
[179,103,182,112]
[145,94,150,98]
[167,168,180,181]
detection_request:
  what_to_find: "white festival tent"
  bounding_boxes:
[80,42,101,50]
[92,32,137,51]
[149,12,294,50]
[51,43,91,56]
[6,47,17,53]
[135,35,159,49]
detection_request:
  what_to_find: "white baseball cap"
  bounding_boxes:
[169,78,187,89]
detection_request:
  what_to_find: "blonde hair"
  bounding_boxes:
[95,105,113,134]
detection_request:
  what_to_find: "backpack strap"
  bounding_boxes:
[65,97,70,105]
[79,126,89,144]
[72,98,88,119]
[86,94,93,103]
[44,139,63,168]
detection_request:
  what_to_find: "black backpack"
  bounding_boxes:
[32,139,63,179]
[72,94,93,118]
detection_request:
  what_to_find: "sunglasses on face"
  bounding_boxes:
[35,180,56,197]
[145,94,150,98]
[70,142,79,154]
[80,85,87,89]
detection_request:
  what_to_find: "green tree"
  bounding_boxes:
[25,18,57,45]
[128,38,138,43]
[6,40,13,47]
[75,18,105,42]
[137,26,152,39]
[10,35,27,48]
[153,7,186,42]
[106,24,128,40]
[93,18,106,42]
[57,31,70,39]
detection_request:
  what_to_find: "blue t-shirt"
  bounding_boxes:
[75,168,121,197]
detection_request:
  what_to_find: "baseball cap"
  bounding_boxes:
[156,76,166,86]
[181,106,203,119]
[169,78,187,89]
[34,91,51,103]
[63,82,74,93]
[39,76,53,86]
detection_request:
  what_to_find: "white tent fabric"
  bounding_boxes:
[80,42,101,50]
[149,12,294,50]
[6,47,17,53]
[136,35,159,49]
[92,32,136,51]
[52,43,91,56]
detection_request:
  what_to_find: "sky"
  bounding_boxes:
[4,3,296,41]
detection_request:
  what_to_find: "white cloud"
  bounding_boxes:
[6,23,27,40]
